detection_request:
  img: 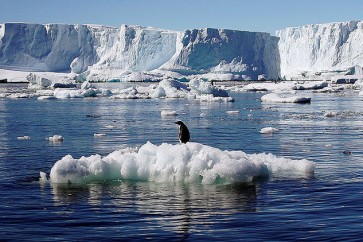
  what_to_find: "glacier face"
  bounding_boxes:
[2,21,363,82]
[0,23,280,81]
[0,23,97,73]
[277,21,363,79]
[164,28,280,80]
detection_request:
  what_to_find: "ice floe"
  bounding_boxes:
[161,110,178,117]
[260,127,279,134]
[48,142,315,184]
[226,110,240,115]
[46,135,64,142]
[17,136,31,140]
[261,92,311,103]
[94,133,107,137]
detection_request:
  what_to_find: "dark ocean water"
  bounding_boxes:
[1,83,363,241]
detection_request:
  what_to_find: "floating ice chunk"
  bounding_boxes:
[37,96,56,100]
[324,111,337,117]
[353,79,363,89]
[7,93,33,99]
[260,127,279,134]
[150,79,188,98]
[313,86,344,93]
[325,144,333,148]
[17,136,31,140]
[226,110,240,115]
[111,86,149,99]
[39,172,48,182]
[36,89,54,96]
[49,142,315,184]
[94,133,107,137]
[161,110,178,117]
[46,135,64,142]
[261,92,311,103]
[81,81,95,90]
[293,81,328,90]
[53,88,98,99]
[241,82,295,92]
[27,73,52,89]
[105,125,116,129]
[189,78,229,97]
[198,94,234,102]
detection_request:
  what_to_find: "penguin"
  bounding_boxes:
[175,121,190,144]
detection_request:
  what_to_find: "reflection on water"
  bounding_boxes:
[49,181,258,239]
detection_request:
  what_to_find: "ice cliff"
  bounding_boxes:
[0,23,280,81]
[277,21,363,79]
[2,21,363,82]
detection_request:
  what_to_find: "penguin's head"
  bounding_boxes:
[175,121,184,126]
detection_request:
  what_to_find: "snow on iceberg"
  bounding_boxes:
[49,142,315,184]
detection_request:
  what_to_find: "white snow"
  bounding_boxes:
[48,141,315,184]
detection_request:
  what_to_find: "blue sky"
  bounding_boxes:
[1,0,362,35]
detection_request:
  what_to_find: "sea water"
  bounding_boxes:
[0,83,363,240]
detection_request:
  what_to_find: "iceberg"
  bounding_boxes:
[2,21,363,82]
[48,142,315,184]
[277,21,363,80]
[0,23,280,82]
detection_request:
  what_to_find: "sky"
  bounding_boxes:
[1,0,363,35]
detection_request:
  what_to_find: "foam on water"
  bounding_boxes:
[49,142,315,184]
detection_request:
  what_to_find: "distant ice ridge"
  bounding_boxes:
[277,21,363,80]
[48,142,315,184]
[27,78,233,102]
[0,23,280,81]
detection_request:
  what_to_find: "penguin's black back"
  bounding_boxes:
[175,121,190,144]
